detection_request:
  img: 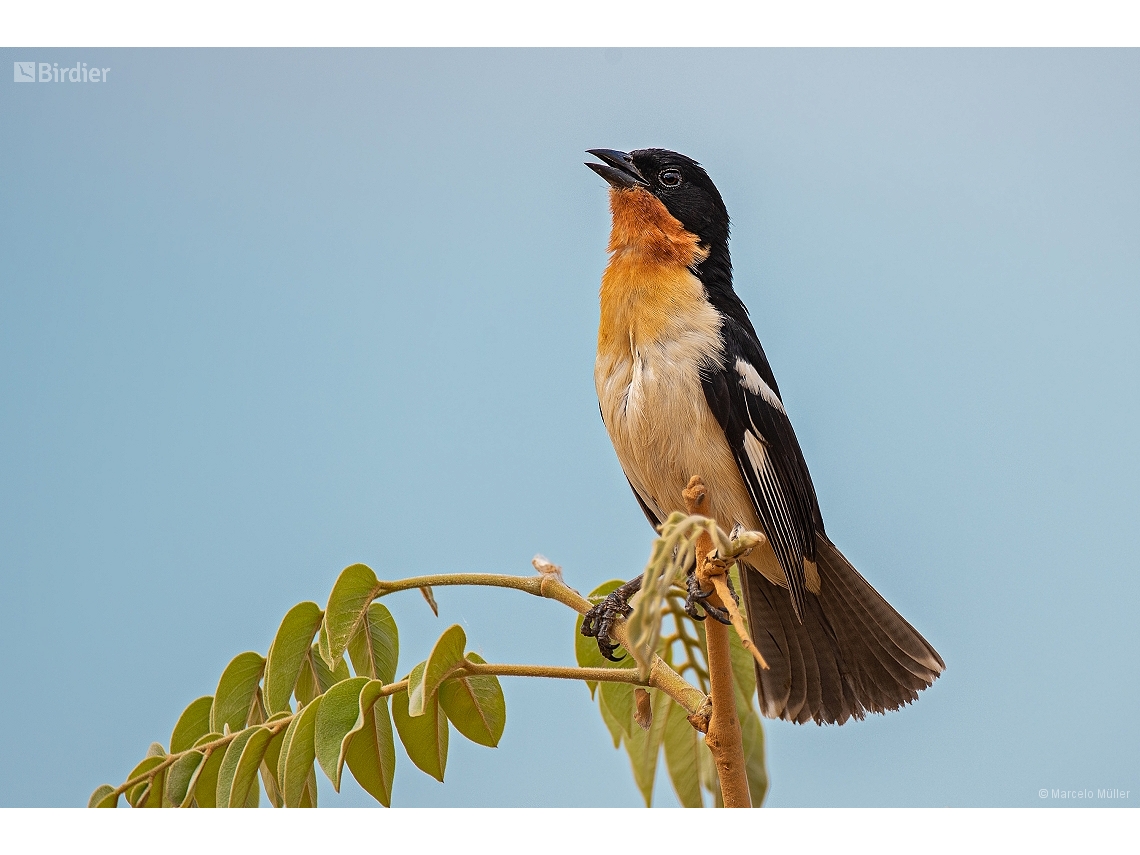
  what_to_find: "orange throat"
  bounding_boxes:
[598,187,710,354]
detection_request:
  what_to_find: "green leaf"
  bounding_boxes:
[88,784,117,808]
[299,767,318,807]
[163,751,204,807]
[663,699,703,808]
[728,600,757,704]
[574,579,628,697]
[140,775,165,808]
[188,737,225,808]
[280,696,322,807]
[213,727,253,807]
[264,602,324,714]
[597,687,625,748]
[217,726,273,808]
[294,653,318,707]
[622,688,669,806]
[392,671,448,782]
[344,681,396,807]
[321,563,381,668]
[346,603,399,684]
[314,676,369,790]
[210,652,266,734]
[405,660,428,718]
[438,652,506,747]
[739,707,768,808]
[295,644,351,707]
[260,724,288,808]
[412,624,465,716]
[170,696,213,754]
[599,680,635,740]
[697,736,723,808]
[122,755,165,808]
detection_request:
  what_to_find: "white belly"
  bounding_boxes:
[596,335,757,531]
[595,328,794,591]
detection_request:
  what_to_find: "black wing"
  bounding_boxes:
[700,318,823,621]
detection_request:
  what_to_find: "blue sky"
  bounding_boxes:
[1,49,1137,807]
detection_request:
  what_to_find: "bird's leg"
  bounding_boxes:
[581,574,643,661]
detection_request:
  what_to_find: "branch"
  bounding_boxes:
[683,476,751,809]
[373,570,706,716]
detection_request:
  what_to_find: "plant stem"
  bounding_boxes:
[683,476,751,809]
[461,662,644,683]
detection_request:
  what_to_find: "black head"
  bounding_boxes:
[587,147,750,333]
[586,148,730,249]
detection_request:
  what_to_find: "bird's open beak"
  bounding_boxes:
[586,149,649,189]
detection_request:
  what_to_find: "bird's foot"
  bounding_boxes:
[581,576,642,662]
[683,567,733,624]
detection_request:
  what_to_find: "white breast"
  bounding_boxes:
[595,300,759,532]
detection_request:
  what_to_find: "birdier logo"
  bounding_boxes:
[13,61,111,83]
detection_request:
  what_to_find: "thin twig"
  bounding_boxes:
[708,574,769,670]
[461,662,644,683]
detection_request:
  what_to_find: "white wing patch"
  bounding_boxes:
[735,358,784,413]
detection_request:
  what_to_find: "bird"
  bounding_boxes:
[583,148,944,725]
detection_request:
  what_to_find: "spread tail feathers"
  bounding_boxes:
[741,535,944,725]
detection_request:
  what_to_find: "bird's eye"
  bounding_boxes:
[659,169,682,187]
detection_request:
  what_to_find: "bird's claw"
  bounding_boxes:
[684,568,733,624]
[581,589,634,662]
